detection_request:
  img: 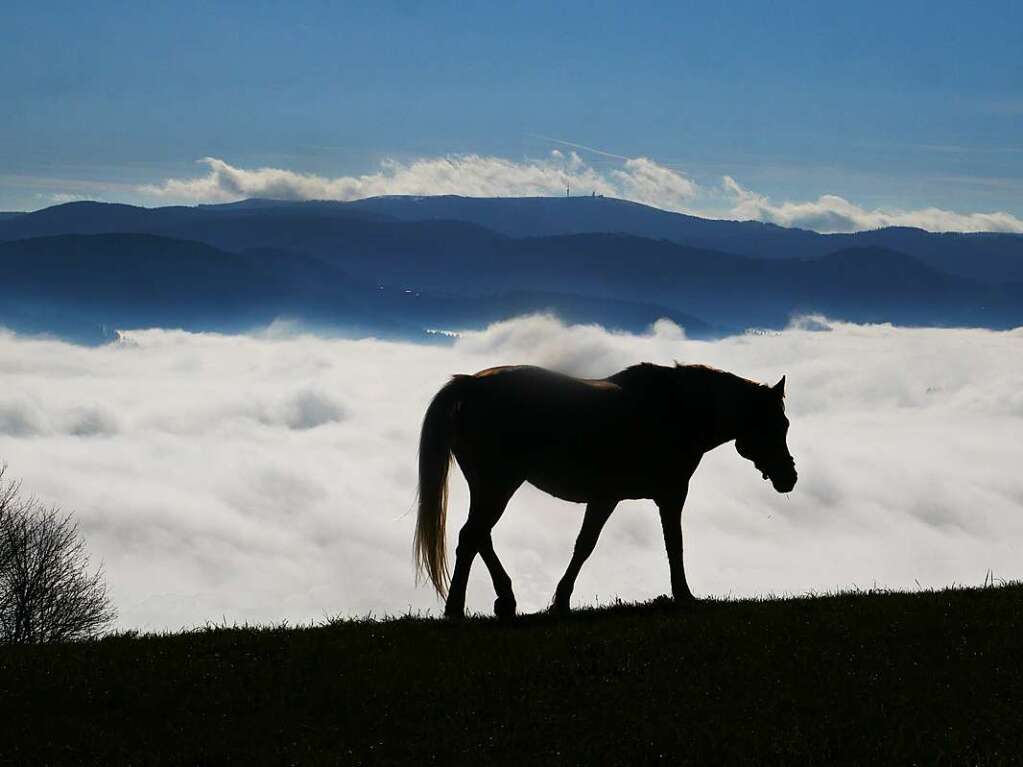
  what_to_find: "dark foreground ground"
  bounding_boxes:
[2,585,1022,765]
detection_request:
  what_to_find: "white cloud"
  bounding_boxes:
[140,152,699,212]
[38,192,94,205]
[610,157,700,210]
[722,175,1023,234]
[0,317,1021,631]
[139,154,1023,233]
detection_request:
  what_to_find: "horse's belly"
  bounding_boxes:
[526,473,595,503]
[524,439,697,503]
[526,464,654,503]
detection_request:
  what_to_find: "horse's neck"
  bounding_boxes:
[614,365,752,451]
[703,376,752,450]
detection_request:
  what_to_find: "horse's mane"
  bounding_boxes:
[676,363,761,388]
[609,362,779,410]
[611,362,760,390]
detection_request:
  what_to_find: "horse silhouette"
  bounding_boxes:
[415,363,797,618]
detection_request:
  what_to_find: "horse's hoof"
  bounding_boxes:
[444,606,466,621]
[673,593,697,609]
[652,594,695,611]
[551,599,571,617]
[494,596,517,619]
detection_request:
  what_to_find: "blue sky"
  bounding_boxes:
[2,1,1021,230]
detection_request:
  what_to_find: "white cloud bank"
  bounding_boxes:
[1,316,1021,631]
[140,154,1023,233]
[722,176,1023,234]
[140,152,699,213]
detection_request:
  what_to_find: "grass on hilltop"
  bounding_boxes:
[2,584,1022,765]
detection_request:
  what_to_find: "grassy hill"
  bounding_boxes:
[2,585,1022,765]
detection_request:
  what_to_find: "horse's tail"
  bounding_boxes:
[415,375,471,598]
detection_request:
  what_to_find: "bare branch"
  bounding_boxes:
[0,468,115,644]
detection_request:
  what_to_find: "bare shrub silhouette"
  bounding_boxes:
[0,466,115,643]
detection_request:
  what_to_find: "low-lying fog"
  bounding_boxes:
[1,315,1020,630]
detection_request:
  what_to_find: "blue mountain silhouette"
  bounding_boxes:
[0,198,1020,342]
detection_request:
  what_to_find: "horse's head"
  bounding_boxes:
[734,376,797,493]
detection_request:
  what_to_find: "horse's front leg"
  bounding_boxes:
[553,499,617,615]
[656,488,694,604]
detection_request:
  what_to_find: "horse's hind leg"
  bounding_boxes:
[444,479,521,619]
[553,499,617,615]
[478,537,516,618]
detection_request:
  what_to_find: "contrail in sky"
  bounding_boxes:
[529,134,632,161]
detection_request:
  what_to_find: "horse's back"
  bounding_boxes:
[450,365,681,499]
[464,365,622,416]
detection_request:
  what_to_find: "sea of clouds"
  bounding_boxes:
[0,315,1021,631]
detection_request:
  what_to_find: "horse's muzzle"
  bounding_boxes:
[761,458,797,493]
[771,472,797,493]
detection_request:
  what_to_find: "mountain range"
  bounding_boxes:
[0,196,1020,343]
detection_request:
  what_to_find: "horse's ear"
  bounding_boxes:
[773,375,786,398]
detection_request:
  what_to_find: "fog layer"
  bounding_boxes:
[0,316,1020,630]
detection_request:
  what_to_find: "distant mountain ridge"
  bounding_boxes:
[1,223,1020,346]
[2,196,1020,284]
[344,195,1023,284]
[0,197,1020,343]
[0,233,713,344]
